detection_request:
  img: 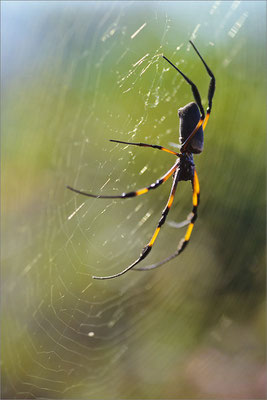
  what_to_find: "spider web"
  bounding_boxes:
[2,1,266,398]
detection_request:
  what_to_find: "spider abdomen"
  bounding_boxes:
[178,102,204,154]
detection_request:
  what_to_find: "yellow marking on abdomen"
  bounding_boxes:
[193,192,198,206]
[149,227,160,246]
[185,223,194,241]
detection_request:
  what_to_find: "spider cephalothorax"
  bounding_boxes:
[178,153,195,182]
[67,40,215,279]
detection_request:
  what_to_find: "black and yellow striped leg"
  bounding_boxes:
[67,160,179,200]
[134,169,200,271]
[162,55,205,119]
[110,139,180,156]
[189,40,215,134]
[189,40,215,122]
[92,169,181,280]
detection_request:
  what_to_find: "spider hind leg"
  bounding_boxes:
[92,168,181,279]
[134,169,200,271]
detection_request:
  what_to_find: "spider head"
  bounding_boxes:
[178,102,204,154]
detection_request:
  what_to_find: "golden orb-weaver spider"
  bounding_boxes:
[67,40,215,280]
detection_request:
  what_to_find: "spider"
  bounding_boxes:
[67,40,215,280]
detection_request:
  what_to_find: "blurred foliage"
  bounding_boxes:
[2,1,266,399]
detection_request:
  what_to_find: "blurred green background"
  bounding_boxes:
[2,1,266,398]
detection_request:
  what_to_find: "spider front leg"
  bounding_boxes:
[110,139,180,156]
[189,40,215,130]
[188,41,215,136]
[134,169,200,271]
[163,41,215,153]
[92,168,181,280]
[67,159,179,200]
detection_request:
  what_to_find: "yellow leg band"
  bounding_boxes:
[194,171,200,194]
[149,227,160,246]
[136,188,149,195]
[193,193,198,206]
[185,223,194,241]
[168,194,174,208]
[203,112,210,130]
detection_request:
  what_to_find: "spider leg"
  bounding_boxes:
[162,54,205,119]
[92,168,181,280]
[110,139,180,156]
[67,159,179,199]
[167,212,194,228]
[134,168,200,271]
[189,40,215,126]
[184,41,215,134]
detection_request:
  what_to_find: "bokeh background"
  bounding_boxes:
[2,1,266,398]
